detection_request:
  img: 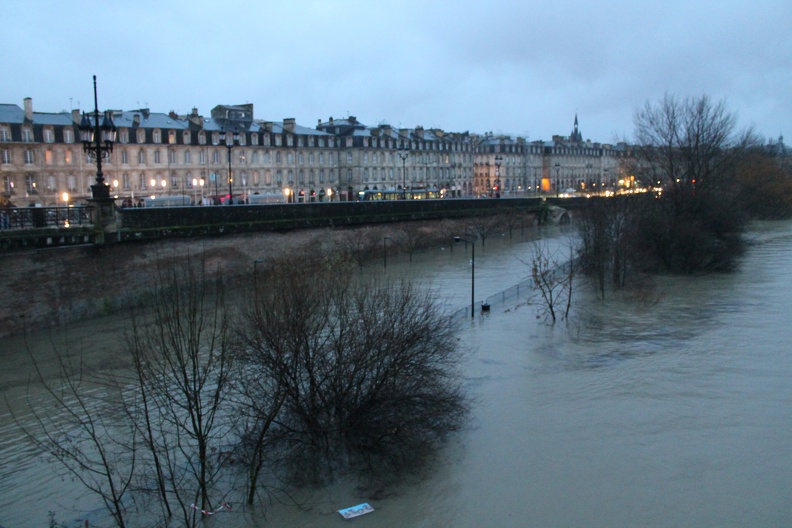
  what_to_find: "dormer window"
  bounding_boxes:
[183,131,191,144]
[153,129,162,143]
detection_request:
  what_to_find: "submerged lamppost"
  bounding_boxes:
[454,236,475,319]
[79,75,116,200]
[219,127,240,204]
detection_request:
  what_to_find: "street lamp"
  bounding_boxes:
[219,127,240,204]
[554,163,561,197]
[383,235,392,268]
[494,154,502,198]
[454,236,475,319]
[79,75,117,200]
[398,145,409,198]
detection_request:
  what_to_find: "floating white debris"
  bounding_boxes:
[338,502,375,520]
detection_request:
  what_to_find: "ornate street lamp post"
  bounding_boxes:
[494,154,502,198]
[79,75,116,200]
[219,128,239,204]
[398,144,409,198]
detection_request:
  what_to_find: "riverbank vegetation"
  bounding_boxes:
[578,94,792,294]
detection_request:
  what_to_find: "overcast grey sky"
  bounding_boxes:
[3,0,790,143]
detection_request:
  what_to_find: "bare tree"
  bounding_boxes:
[10,350,136,528]
[126,259,234,527]
[527,241,576,324]
[466,215,501,248]
[626,94,760,273]
[339,227,383,271]
[395,222,429,262]
[236,255,468,490]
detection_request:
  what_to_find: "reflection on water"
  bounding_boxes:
[2,223,792,527]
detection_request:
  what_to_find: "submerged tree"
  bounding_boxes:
[623,94,759,273]
[236,255,468,491]
[126,259,234,527]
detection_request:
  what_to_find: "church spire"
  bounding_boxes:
[570,114,582,143]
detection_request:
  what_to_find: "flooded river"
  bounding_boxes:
[2,222,792,527]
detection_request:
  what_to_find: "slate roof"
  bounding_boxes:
[0,104,25,123]
[112,110,189,130]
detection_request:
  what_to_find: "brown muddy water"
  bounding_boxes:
[2,223,792,527]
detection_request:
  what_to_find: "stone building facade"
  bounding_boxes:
[1,98,627,206]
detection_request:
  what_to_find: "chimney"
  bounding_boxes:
[192,107,198,116]
[71,109,80,124]
[329,117,334,125]
[317,118,322,128]
[133,114,141,126]
[349,116,357,124]
[414,126,424,139]
[169,111,179,120]
[24,97,33,121]
[283,118,296,132]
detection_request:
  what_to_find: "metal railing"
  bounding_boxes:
[450,259,576,320]
[0,206,92,230]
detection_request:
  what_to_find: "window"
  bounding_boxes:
[319,153,324,165]
[276,170,282,184]
[183,131,190,144]
[121,150,128,164]
[1,150,10,164]
[44,129,54,143]
[139,173,147,190]
[319,170,325,183]
[309,153,315,165]
[286,136,293,147]
[199,150,206,164]
[168,131,176,145]
[46,176,56,191]
[137,129,146,143]
[329,169,335,182]
[251,152,258,164]
[287,170,294,184]
[67,175,77,192]
[198,132,206,145]
[0,127,9,141]
[275,135,282,146]
[347,152,353,163]
[171,172,178,188]
[287,153,294,164]
[138,150,146,164]
[154,150,161,164]
[238,134,246,146]
[276,152,282,164]
[212,150,220,164]
[212,133,219,146]
[298,170,304,184]
[347,169,352,182]
[24,150,34,164]
[122,173,130,190]
[298,153,304,165]
[22,128,32,142]
[45,150,53,165]
[264,170,271,185]
[118,129,128,144]
[184,150,191,164]
[169,150,176,164]
[251,134,258,146]
[153,129,161,143]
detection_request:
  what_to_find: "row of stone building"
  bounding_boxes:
[1,97,629,205]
